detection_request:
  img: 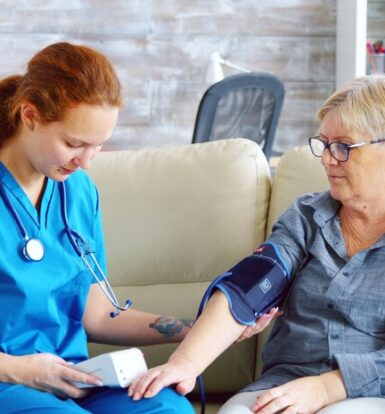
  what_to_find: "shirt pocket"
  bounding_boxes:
[347,296,385,336]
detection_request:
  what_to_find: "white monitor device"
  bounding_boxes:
[72,348,147,388]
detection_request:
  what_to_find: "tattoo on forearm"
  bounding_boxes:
[149,316,194,338]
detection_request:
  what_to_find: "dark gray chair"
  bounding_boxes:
[192,72,285,161]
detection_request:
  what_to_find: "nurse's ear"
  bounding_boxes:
[20,102,41,132]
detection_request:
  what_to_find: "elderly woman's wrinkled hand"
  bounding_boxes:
[236,307,283,343]
[252,376,330,414]
[128,356,198,400]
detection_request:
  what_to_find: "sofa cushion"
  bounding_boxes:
[87,138,271,393]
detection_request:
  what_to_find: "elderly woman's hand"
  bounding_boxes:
[252,371,346,414]
[236,307,282,343]
[128,355,198,400]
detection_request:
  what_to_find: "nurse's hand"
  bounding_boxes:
[8,353,104,398]
[235,307,282,343]
[128,355,197,400]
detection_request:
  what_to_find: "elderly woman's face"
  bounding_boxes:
[320,108,385,205]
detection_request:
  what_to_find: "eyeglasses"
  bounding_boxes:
[308,136,385,162]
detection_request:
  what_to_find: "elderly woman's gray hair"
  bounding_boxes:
[317,75,385,139]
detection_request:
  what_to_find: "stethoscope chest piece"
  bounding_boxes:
[0,180,131,316]
[23,238,45,261]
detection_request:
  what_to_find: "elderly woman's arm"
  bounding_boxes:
[129,291,278,399]
[129,200,306,400]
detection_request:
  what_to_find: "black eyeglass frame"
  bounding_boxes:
[308,136,385,162]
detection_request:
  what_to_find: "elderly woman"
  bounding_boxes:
[129,75,385,413]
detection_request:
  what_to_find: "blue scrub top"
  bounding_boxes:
[0,163,107,363]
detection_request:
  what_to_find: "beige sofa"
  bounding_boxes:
[87,138,329,413]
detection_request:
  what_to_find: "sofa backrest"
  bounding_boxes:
[87,138,271,393]
[267,145,329,233]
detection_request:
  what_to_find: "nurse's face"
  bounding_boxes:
[24,103,119,181]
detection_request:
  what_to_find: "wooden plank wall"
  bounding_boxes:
[367,1,385,42]
[0,0,337,153]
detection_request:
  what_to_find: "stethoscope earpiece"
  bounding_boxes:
[23,238,45,262]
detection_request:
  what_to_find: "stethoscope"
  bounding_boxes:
[0,180,132,318]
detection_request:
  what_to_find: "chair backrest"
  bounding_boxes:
[192,72,285,160]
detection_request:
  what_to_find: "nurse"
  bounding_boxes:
[0,42,195,413]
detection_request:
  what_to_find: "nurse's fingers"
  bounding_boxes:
[44,381,88,400]
[236,307,282,342]
[235,316,269,342]
[65,364,104,388]
[13,353,102,399]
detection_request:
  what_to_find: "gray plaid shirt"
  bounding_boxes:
[243,191,385,398]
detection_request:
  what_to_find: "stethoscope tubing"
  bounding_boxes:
[0,177,132,317]
[58,181,132,316]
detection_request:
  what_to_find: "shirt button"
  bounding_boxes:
[327,303,334,309]
[331,334,339,340]
[343,272,350,277]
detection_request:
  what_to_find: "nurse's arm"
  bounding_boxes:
[83,282,193,345]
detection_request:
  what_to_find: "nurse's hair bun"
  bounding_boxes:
[0,42,122,144]
[0,74,23,145]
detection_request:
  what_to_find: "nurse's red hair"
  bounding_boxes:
[0,42,122,144]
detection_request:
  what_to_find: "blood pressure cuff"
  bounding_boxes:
[199,242,291,326]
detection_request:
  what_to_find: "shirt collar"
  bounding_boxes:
[0,162,22,192]
[302,191,341,225]
[305,191,385,252]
